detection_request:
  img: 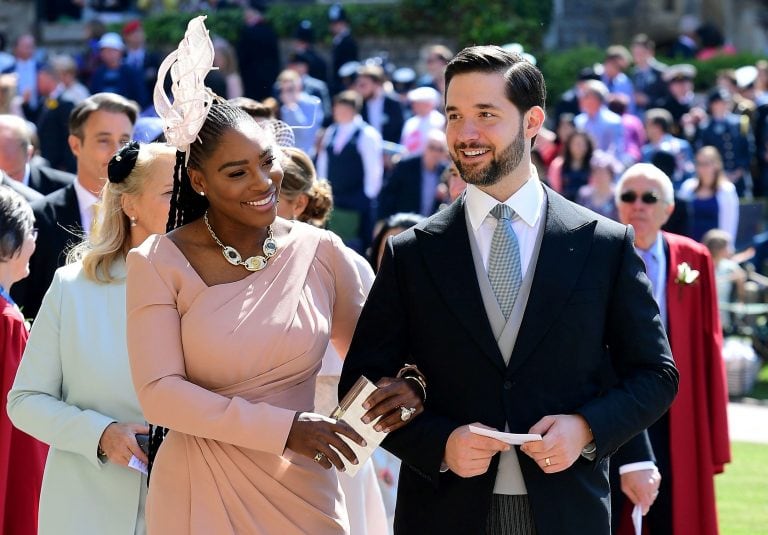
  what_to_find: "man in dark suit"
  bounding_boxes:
[339,46,679,534]
[328,3,358,95]
[0,114,75,195]
[11,93,137,319]
[378,129,448,219]
[0,171,42,203]
[237,1,281,102]
[356,64,406,146]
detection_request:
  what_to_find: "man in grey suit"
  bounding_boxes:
[339,46,678,534]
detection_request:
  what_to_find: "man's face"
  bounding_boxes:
[354,76,377,100]
[332,102,356,124]
[69,110,133,190]
[631,44,651,65]
[445,71,528,188]
[617,175,674,245]
[37,70,58,97]
[14,36,35,60]
[0,127,29,181]
[100,47,123,69]
[422,137,448,169]
[124,29,145,49]
[578,91,600,115]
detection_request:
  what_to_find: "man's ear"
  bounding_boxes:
[68,134,81,159]
[525,106,546,139]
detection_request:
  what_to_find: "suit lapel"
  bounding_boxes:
[506,189,597,375]
[416,198,507,373]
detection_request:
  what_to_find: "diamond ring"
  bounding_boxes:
[399,406,416,422]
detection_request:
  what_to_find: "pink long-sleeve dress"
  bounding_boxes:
[126,222,367,534]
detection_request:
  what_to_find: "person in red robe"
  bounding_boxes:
[0,187,47,535]
[612,163,731,535]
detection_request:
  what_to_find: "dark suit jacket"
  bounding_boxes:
[331,32,358,94]
[35,97,77,173]
[11,184,83,318]
[28,164,75,195]
[339,189,679,534]
[0,173,43,203]
[361,94,405,144]
[378,155,445,219]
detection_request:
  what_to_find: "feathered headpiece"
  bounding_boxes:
[153,16,216,160]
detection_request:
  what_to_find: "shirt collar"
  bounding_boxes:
[465,168,544,232]
[636,231,664,260]
[73,177,100,211]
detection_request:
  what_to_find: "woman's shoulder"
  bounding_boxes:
[718,180,737,194]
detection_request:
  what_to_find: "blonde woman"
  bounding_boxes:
[679,145,739,242]
[7,142,175,535]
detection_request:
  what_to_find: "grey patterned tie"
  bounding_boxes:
[488,204,523,319]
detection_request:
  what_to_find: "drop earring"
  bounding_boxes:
[130,216,137,227]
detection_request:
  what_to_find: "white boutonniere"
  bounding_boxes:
[675,262,700,285]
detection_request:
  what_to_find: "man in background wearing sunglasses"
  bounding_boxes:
[611,163,730,535]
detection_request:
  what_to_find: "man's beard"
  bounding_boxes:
[452,122,526,187]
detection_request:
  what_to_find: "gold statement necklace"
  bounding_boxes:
[203,210,277,271]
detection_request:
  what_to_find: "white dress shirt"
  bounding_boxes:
[73,178,100,236]
[464,171,545,275]
[316,115,384,200]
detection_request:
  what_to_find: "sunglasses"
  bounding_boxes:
[619,191,660,204]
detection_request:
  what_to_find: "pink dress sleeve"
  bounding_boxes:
[325,233,370,359]
[126,241,296,456]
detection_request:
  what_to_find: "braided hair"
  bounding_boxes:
[165,100,257,232]
[148,101,257,480]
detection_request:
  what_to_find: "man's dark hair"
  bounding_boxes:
[444,45,546,115]
[68,92,139,139]
[444,45,545,147]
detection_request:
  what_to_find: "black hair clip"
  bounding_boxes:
[108,141,141,184]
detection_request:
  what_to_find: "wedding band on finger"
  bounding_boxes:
[545,457,552,467]
[399,406,416,422]
[313,451,325,463]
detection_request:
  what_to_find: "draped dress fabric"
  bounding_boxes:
[126,222,368,535]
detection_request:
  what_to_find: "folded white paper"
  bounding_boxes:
[632,504,642,535]
[330,376,388,477]
[468,425,542,445]
[128,455,148,475]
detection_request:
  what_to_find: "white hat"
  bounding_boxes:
[736,65,758,89]
[407,86,440,105]
[98,32,125,51]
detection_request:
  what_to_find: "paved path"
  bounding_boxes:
[728,401,768,444]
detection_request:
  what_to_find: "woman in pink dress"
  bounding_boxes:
[125,17,423,534]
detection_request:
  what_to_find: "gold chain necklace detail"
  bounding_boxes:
[203,210,277,271]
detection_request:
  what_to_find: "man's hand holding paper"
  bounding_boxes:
[519,414,594,473]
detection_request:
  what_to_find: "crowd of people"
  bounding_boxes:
[0,5,755,535]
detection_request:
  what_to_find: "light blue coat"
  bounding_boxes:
[7,260,146,535]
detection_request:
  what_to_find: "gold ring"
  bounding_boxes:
[545,457,551,467]
[313,451,324,463]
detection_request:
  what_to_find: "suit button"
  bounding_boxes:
[503,380,513,390]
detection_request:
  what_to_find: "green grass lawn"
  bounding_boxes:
[716,441,768,535]
[747,362,768,402]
